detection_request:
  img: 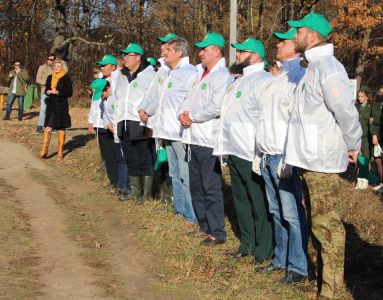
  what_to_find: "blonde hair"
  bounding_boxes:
[54,59,68,73]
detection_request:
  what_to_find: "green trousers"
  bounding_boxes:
[228,155,273,258]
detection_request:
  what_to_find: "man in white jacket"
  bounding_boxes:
[179,33,233,246]
[285,12,362,298]
[254,28,308,285]
[140,37,198,225]
[213,38,273,261]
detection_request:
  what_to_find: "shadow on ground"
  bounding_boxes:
[47,133,94,159]
[344,223,383,300]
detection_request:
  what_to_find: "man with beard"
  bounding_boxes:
[214,38,273,260]
[178,33,233,246]
[285,12,362,298]
[254,28,308,285]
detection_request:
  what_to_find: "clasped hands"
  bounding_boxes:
[178,111,192,128]
[46,90,58,95]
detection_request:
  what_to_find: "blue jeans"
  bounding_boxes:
[165,140,197,224]
[261,154,308,275]
[189,144,226,240]
[113,142,131,193]
[37,93,47,128]
[5,93,24,120]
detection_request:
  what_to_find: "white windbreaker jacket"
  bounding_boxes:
[285,44,362,173]
[88,98,104,129]
[115,65,156,124]
[213,63,272,162]
[104,69,121,143]
[151,57,197,141]
[256,57,306,155]
[180,58,233,148]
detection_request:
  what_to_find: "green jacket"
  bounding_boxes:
[370,102,383,140]
[8,69,29,96]
[356,103,372,138]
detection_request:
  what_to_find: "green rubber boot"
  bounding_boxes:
[141,176,154,203]
[130,176,143,200]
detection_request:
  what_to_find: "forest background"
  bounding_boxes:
[0,0,382,102]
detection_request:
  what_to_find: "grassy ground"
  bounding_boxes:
[1,106,383,299]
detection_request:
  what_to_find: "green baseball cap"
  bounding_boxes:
[360,85,372,93]
[147,57,158,66]
[273,28,297,40]
[157,33,178,43]
[231,38,265,58]
[120,43,144,55]
[97,54,117,66]
[195,32,225,48]
[90,78,108,101]
[288,12,332,37]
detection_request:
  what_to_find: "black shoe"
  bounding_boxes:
[278,270,307,285]
[255,262,285,273]
[36,126,43,134]
[118,190,133,201]
[226,250,249,259]
[3,116,10,120]
[253,257,270,265]
[200,236,225,247]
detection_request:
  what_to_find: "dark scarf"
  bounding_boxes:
[121,59,150,83]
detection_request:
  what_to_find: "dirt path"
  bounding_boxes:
[0,139,103,299]
[0,138,170,299]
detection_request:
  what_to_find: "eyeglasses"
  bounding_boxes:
[47,58,54,61]
[124,54,138,57]
[14,64,20,66]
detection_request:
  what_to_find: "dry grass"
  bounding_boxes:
[1,106,383,299]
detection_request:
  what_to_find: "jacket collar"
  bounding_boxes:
[281,56,302,72]
[305,44,334,63]
[173,56,190,70]
[243,62,264,76]
[196,57,226,78]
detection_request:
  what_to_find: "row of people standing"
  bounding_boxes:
[86,12,361,299]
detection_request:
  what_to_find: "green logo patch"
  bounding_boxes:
[132,82,138,88]
[167,82,173,88]
[201,83,207,90]
[236,91,242,98]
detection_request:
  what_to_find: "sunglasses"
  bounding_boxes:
[236,49,252,53]
[47,58,54,61]
[14,64,20,66]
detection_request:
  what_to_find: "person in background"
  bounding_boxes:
[39,59,72,162]
[36,53,55,133]
[370,85,383,193]
[4,61,29,121]
[355,85,373,189]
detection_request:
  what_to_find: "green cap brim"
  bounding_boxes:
[93,90,102,101]
[231,43,247,50]
[287,20,304,28]
[274,32,294,40]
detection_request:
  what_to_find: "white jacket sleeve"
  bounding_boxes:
[321,74,362,151]
[88,101,98,123]
[190,74,233,123]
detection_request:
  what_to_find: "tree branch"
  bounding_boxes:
[56,35,115,49]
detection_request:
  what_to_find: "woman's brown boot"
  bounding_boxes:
[39,130,51,158]
[57,130,66,162]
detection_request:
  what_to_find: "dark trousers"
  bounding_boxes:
[97,129,118,185]
[189,144,226,241]
[120,130,154,177]
[227,155,273,258]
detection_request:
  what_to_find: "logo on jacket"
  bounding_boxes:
[236,91,242,98]
[132,82,138,88]
[201,83,207,90]
[167,82,173,88]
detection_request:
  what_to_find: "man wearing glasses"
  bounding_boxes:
[4,61,29,121]
[35,54,56,132]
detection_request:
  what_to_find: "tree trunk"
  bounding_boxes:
[355,28,372,90]
[51,0,68,59]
